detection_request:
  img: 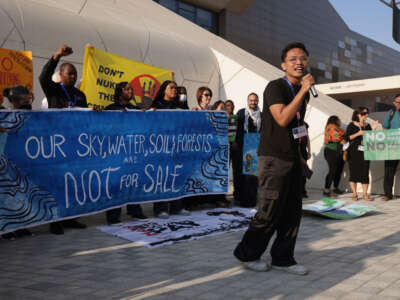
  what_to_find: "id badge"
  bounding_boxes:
[292,125,308,139]
[358,145,364,152]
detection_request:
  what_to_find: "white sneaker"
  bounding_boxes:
[241,259,269,272]
[178,209,190,216]
[272,264,308,275]
[157,212,169,219]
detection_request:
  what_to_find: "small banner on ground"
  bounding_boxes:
[98,207,255,248]
[80,45,173,109]
[242,133,259,175]
[0,47,33,92]
[363,129,400,160]
[303,198,376,219]
[0,110,228,234]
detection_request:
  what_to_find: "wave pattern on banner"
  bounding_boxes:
[0,155,57,231]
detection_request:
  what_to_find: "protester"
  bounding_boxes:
[381,94,400,201]
[234,42,314,275]
[150,80,190,218]
[193,87,212,110]
[235,92,261,208]
[211,100,225,111]
[1,85,35,240]
[39,44,87,234]
[225,100,240,203]
[176,86,189,109]
[346,107,378,201]
[104,82,147,224]
[323,116,345,197]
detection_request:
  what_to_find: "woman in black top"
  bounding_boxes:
[150,80,190,218]
[105,82,147,223]
[346,107,378,201]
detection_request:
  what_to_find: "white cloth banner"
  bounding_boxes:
[97,207,256,248]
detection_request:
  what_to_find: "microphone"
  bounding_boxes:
[302,70,318,98]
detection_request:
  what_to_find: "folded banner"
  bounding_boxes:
[242,133,259,175]
[363,129,400,160]
[0,47,33,92]
[80,45,173,108]
[0,110,228,233]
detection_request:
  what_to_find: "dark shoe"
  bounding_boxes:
[50,222,64,235]
[2,232,16,240]
[62,219,87,229]
[130,212,148,220]
[322,190,330,197]
[15,229,33,237]
[302,193,309,198]
[381,196,392,201]
[333,188,344,195]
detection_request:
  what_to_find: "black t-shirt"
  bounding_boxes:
[258,77,309,161]
[105,102,139,111]
[150,98,179,109]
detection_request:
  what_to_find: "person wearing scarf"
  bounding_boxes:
[235,93,261,208]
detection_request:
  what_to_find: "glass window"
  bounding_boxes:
[158,0,177,11]
[197,8,213,27]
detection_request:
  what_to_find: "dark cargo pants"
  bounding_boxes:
[234,155,302,266]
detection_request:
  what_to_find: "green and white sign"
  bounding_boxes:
[363,129,400,160]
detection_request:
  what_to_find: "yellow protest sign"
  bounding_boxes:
[80,45,173,108]
[0,48,33,92]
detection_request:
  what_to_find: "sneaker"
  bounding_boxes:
[2,232,16,240]
[333,188,344,195]
[241,259,270,272]
[62,219,87,229]
[272,264,308,275]
[49,222,64,235]
[157,212,169,219]
[322,190,330,197]
[107,219,121,225]
[178,209,190,216]
[15,229,33,237]
[130,212,148,220]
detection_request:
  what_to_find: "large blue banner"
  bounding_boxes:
[0,110,228,233]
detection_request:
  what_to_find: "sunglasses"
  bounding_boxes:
[360,111,369,115]
[203,93,211,97]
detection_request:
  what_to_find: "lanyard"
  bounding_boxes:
[284,77,303,123]
[60,83,75,107]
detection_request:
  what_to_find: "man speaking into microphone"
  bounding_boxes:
[233,42,315,275]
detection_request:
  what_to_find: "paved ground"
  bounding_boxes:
[2,189,400,300]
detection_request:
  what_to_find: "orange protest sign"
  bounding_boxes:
[0,48,33,92]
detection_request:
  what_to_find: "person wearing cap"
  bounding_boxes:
[39,45,88,234]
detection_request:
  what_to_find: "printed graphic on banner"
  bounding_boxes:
[98,207,255,248]
[80,45,173,109]
[363,129,400,160]
[0,111,228,234]
[0,48,33,93]
[242,133,259,175]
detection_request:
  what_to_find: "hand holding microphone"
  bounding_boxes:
[302,70,318,97]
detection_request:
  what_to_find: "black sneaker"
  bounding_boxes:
[107,219,121,225]
[50,222,64,235]
[322,190,330,197]
[2,232,16,240]
[333,188,344,195]
[62,219,87,229]
[130,212,148,220]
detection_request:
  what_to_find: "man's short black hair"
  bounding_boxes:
[60,62,76,72]
[281,42,309,62]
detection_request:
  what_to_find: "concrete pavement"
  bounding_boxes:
[2,189,400,300]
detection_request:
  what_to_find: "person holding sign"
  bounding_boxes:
[150,80,190,218]
[104,82,147,223]
[234,42,313,275]
[381,94,400,201]
[345,107,379,201]
[323,116,345,197]
[39,45,88,234]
